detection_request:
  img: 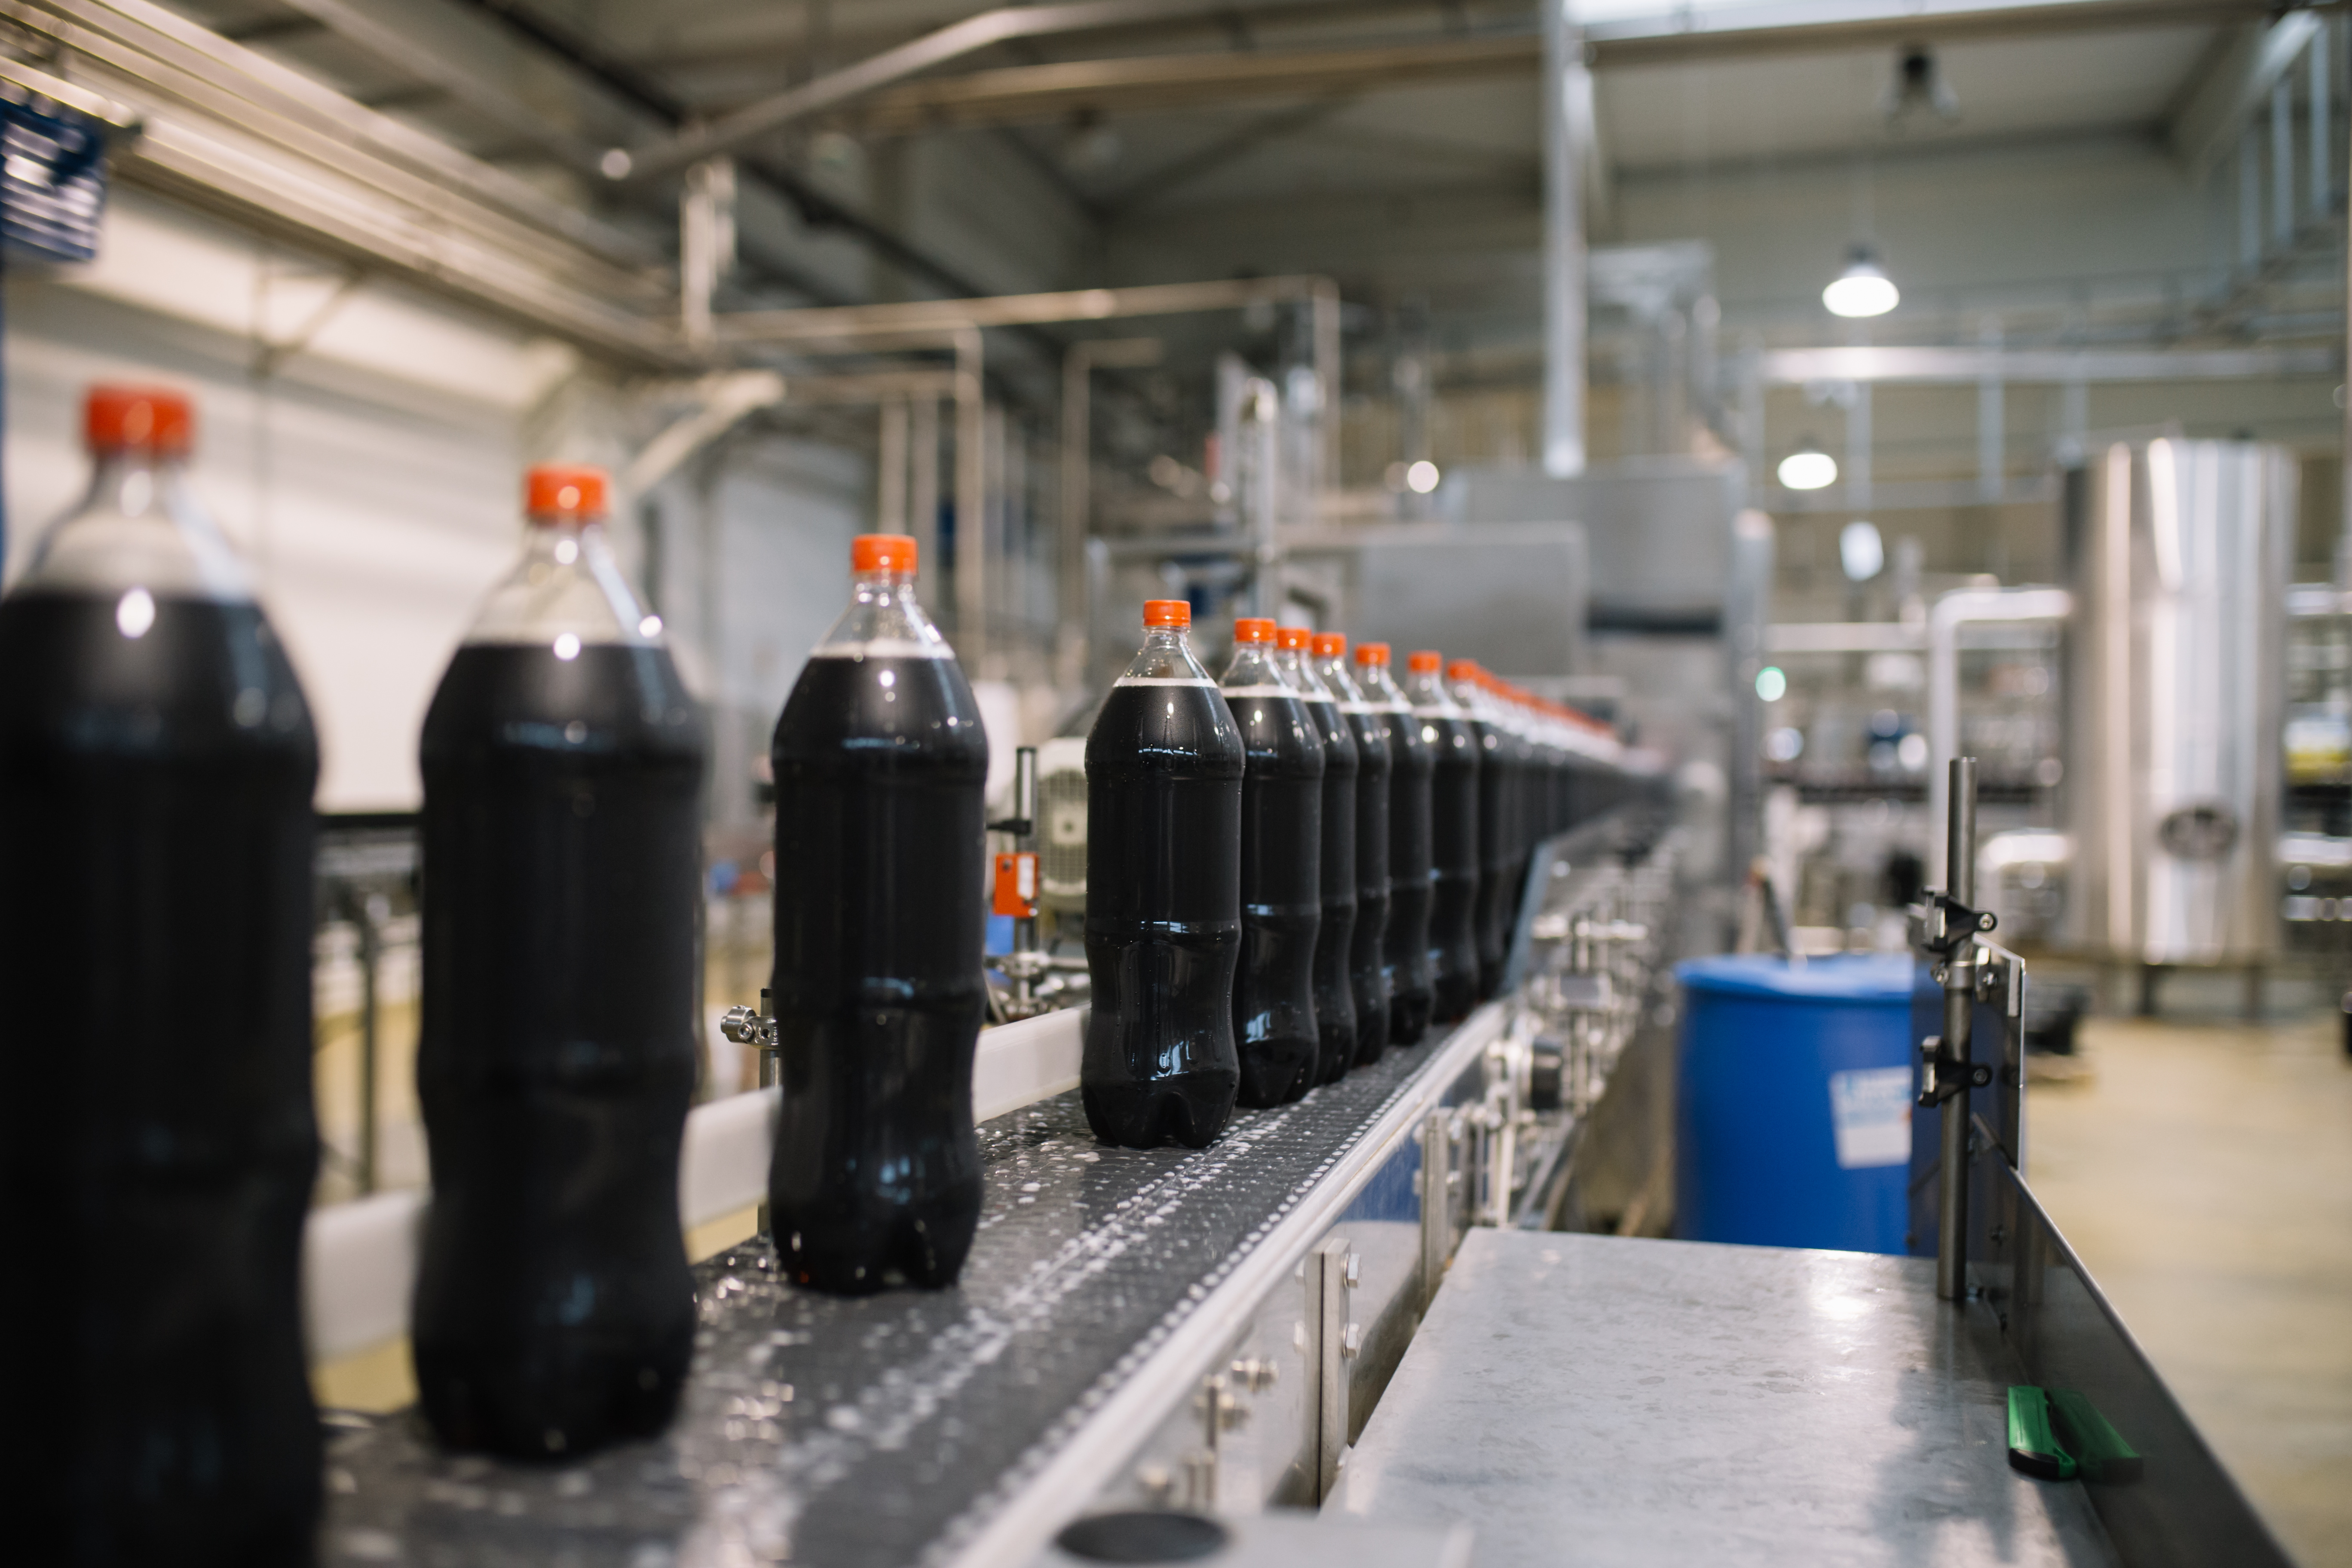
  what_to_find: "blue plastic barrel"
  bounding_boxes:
[1674,953,1917,1254]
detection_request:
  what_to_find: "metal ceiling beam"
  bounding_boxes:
[14,0,683,365]
[263,0,609,174]
[1581,0,2282,67]
[836,31,1539,133]
[444,0,1008,309]
[599,0,1392,184]
[1759,343,2341,382]
[717,275,1339,345]
[2168,12,2324,177]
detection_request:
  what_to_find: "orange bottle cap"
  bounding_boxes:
[1408,650,1443,674]
[86,386,193,456]
[1234,617,1276,644]
[1312,632,1348,658]
[1276,625,1312,650]
[1144,598,1191,629]
[1354,641,1390,666]
[1448,658,1479,682]
[526,464,610,523]
[851,533,919,573]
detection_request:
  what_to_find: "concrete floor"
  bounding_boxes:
[2026,1006,2352,1568]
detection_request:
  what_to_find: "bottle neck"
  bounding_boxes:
[1222,641,1286,687]
[1405,668,1452,707]
[854,567,921,603]
[1122,623,1211,682]
[13,445,251,602]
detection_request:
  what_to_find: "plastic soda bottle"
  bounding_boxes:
[1221,618,1324,1103]
[1318,634,1391,1066]
[1355,643,1435,1044]
[769,533,989,1290]
[1277,626,1357,1084]
[413,465,710,1454]
[1082,599,1244,1146]
[1451,660,1514,1000]
[0,386,322,1560]
[1406,651,1481,1023]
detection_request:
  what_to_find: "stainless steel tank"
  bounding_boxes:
[2059,438,2290,967]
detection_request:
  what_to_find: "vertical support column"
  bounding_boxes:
[1311,280,1343,514]
[2272,77,2296,251]
[1061,348,1090,691]
[2239,129,2262,277]
[1976,319,2004,503]
[1845,380,1873,518]
[953,328,988,669]
[2342,27,2352,589]
[911,395,941,605]
[877,396,908,534]
[680,156,736,346]
[1541,0,1588,477]
[1936,756,1978,1304]
[2311,24,2331,217]
[1738,339,1765,498]
[1241,377,1282,617]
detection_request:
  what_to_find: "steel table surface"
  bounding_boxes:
[1328,1229,2119,1568]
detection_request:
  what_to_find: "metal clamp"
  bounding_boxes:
[1919,890,1996,959]
[1916,1033,1993,1108]
[721,987,781,1091]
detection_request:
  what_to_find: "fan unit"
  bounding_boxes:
[1035,737,1088,913]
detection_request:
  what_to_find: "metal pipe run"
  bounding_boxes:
[1936,756,1978,1303]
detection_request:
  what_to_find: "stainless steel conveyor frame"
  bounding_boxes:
[317,807,1680,1568]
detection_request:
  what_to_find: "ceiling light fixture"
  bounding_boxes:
[1823,246,1900,319]
[1777,438,1838,491]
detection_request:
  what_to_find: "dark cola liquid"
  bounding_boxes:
[1471,718,1513,999]
[770,652,988,1292]
[1227,683,1323,1106]
[1423,706,1482,1023]
[1083,680,1243,1147]
[1344,702,1392,1066]
[0,591,319,1563]
[1383,700,1436,1044]
[415,641,707,1456]
[1303,696,1357,1085]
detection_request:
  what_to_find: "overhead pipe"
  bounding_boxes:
[1924,586,2073,885]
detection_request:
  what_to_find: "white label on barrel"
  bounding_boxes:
[1828,1067,1913,1169]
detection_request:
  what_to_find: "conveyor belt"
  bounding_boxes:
[321,1017,1494,1568]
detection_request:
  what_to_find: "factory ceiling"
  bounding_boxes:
[94,0,2343,377]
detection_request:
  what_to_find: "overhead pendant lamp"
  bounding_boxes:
[1823,245,1899,319]
[1776,436,1838,491]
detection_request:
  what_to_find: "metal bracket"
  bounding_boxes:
[1308,1236,1357,1502]
[1916,1034,1993,1108]
[1920,890,1997,959]
[1417,1111,1454,1314]
[719,987,781,1087]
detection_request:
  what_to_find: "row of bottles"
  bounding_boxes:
[0,390,997,1561]
[1079,601,1629,1150]
[0,386,1632,1557]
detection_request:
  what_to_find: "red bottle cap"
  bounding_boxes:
[526,465,609,523]
[1144,598,1191,629]
[1276,625,1312,650]
[1354,642,1391,667]
[1233,617,1277,644]
[1448,658,1480,682]
[86,386,193,456]
[1312,632,1348,658]
[1408,650,1443,674]
[852,533,919,574]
